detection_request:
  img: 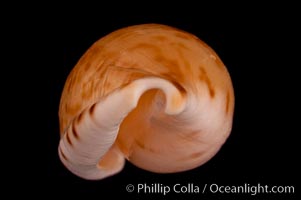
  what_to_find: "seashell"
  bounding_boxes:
[58,24,234,180]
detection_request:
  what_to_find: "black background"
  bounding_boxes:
[23,4,299,200]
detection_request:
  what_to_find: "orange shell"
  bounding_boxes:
[58,24,234,180]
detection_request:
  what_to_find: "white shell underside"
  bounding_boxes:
[59,77,232,180]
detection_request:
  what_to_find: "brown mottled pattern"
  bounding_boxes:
[176,47,191,69]
[169,80,187,95]
[154,55,180,70]
[135,139,157,153]
[135,139,145,149]
[77,112,84,124]
[199,67,215,98]
[152,35,169,41]
[189,152,203,159]
[225,91,230,114]
[100,66,153,95]
[89,103,96,116]
[66,131,73,146]
[187,130,203,139]
[59,24,231,135]
[128,43,163,55]
[59,147,68,161]
[83,62,91,72]
[72,123,79,139]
